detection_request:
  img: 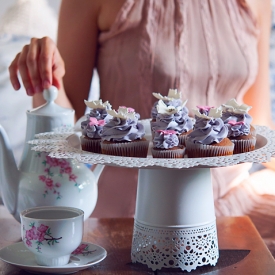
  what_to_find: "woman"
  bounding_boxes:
[8,0,275,255]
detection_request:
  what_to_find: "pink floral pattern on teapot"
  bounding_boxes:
[36,154,79,199]
[23,223,62,253]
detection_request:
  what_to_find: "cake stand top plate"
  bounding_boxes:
[28,121,275,169]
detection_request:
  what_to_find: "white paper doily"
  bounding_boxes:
[28,122,275,169]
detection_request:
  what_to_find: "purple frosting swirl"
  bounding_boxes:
[227,123,250,137]
[222,111,252,125]
[88,108,109,120]
[81,116,103,139]
[153,131,179,149]
[222,112,251,137]
[101,117,145,142]
[187,117,228,144]
[151,99,188,120]
[151,112,193,134]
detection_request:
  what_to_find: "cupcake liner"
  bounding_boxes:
[101,140,149,158]
[178,132,192,146]
[231,138,256,154]
[151,147,185,158]
[185,139,234,158]
[81,137,102,153]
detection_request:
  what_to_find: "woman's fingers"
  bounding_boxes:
[52,52,65,90]
[39,37,56,90]
[9,53,21,91]
[27,38,43,94]
[8,36,65,96]
[18,44,35,96]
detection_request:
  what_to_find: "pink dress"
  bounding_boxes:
[91,0,275,255]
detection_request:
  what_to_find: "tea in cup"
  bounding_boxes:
[20,206,84,266]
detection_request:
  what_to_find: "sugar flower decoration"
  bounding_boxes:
[194,106,223,119]
[89,117,105,126]
[107,106,136,120]
[222,98,252,114]
[84,99,112,110]
[157,100,186,115]
[153,89,186,103]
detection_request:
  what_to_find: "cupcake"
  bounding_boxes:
[151,99,193,145]
[84,99,112,122]
[185,106,234,158]
[101,107,149,157]
[222,99,256,154]
[151,89,188,121]
[151,130,185,158]
[80,99,111,152]
[80,117,105,153]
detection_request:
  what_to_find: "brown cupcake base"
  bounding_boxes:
[178,129,193,146]
[101,138,149,158]
[81,136,101,153]
[186,138,234,158]
[230,134,256,154]
[151,146,186,158]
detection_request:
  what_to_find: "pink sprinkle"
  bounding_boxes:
[227,120,245,126]
[157,130,177,135]
[196,105,214,112]
[89,117,105,126]
[97,120,105,126]
[119,106,135,112]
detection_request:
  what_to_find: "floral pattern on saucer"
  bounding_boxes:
[72,243,96,256]
[0,242,107,274]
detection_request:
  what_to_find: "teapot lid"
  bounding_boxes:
[28,86,74,116]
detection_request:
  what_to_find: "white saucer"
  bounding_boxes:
[0,241,107,274]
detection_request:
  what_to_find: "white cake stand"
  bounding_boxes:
[29,122,275,272]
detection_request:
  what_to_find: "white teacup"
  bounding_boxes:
[20,206,84,266]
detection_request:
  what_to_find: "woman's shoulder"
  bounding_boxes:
[59,0,126,32]
[97,0,127,32]
[245,0,271,23]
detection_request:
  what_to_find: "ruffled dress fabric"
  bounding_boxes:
[91,0,275,256]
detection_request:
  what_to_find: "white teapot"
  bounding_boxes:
[0,86,103,222]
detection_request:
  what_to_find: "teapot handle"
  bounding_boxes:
[92,164,105,183]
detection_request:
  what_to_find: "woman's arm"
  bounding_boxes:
[57,0,101,119]
[243,0,273,128]
[245,0,275,170]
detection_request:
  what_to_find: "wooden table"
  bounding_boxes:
[0,216,274,274]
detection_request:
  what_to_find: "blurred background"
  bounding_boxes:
[0,0,61,19]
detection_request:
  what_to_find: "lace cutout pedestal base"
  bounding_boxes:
[131,220,219,272]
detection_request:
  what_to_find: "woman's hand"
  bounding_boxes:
[9,37,65,96]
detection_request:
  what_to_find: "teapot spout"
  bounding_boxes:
[0,124,20,216]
